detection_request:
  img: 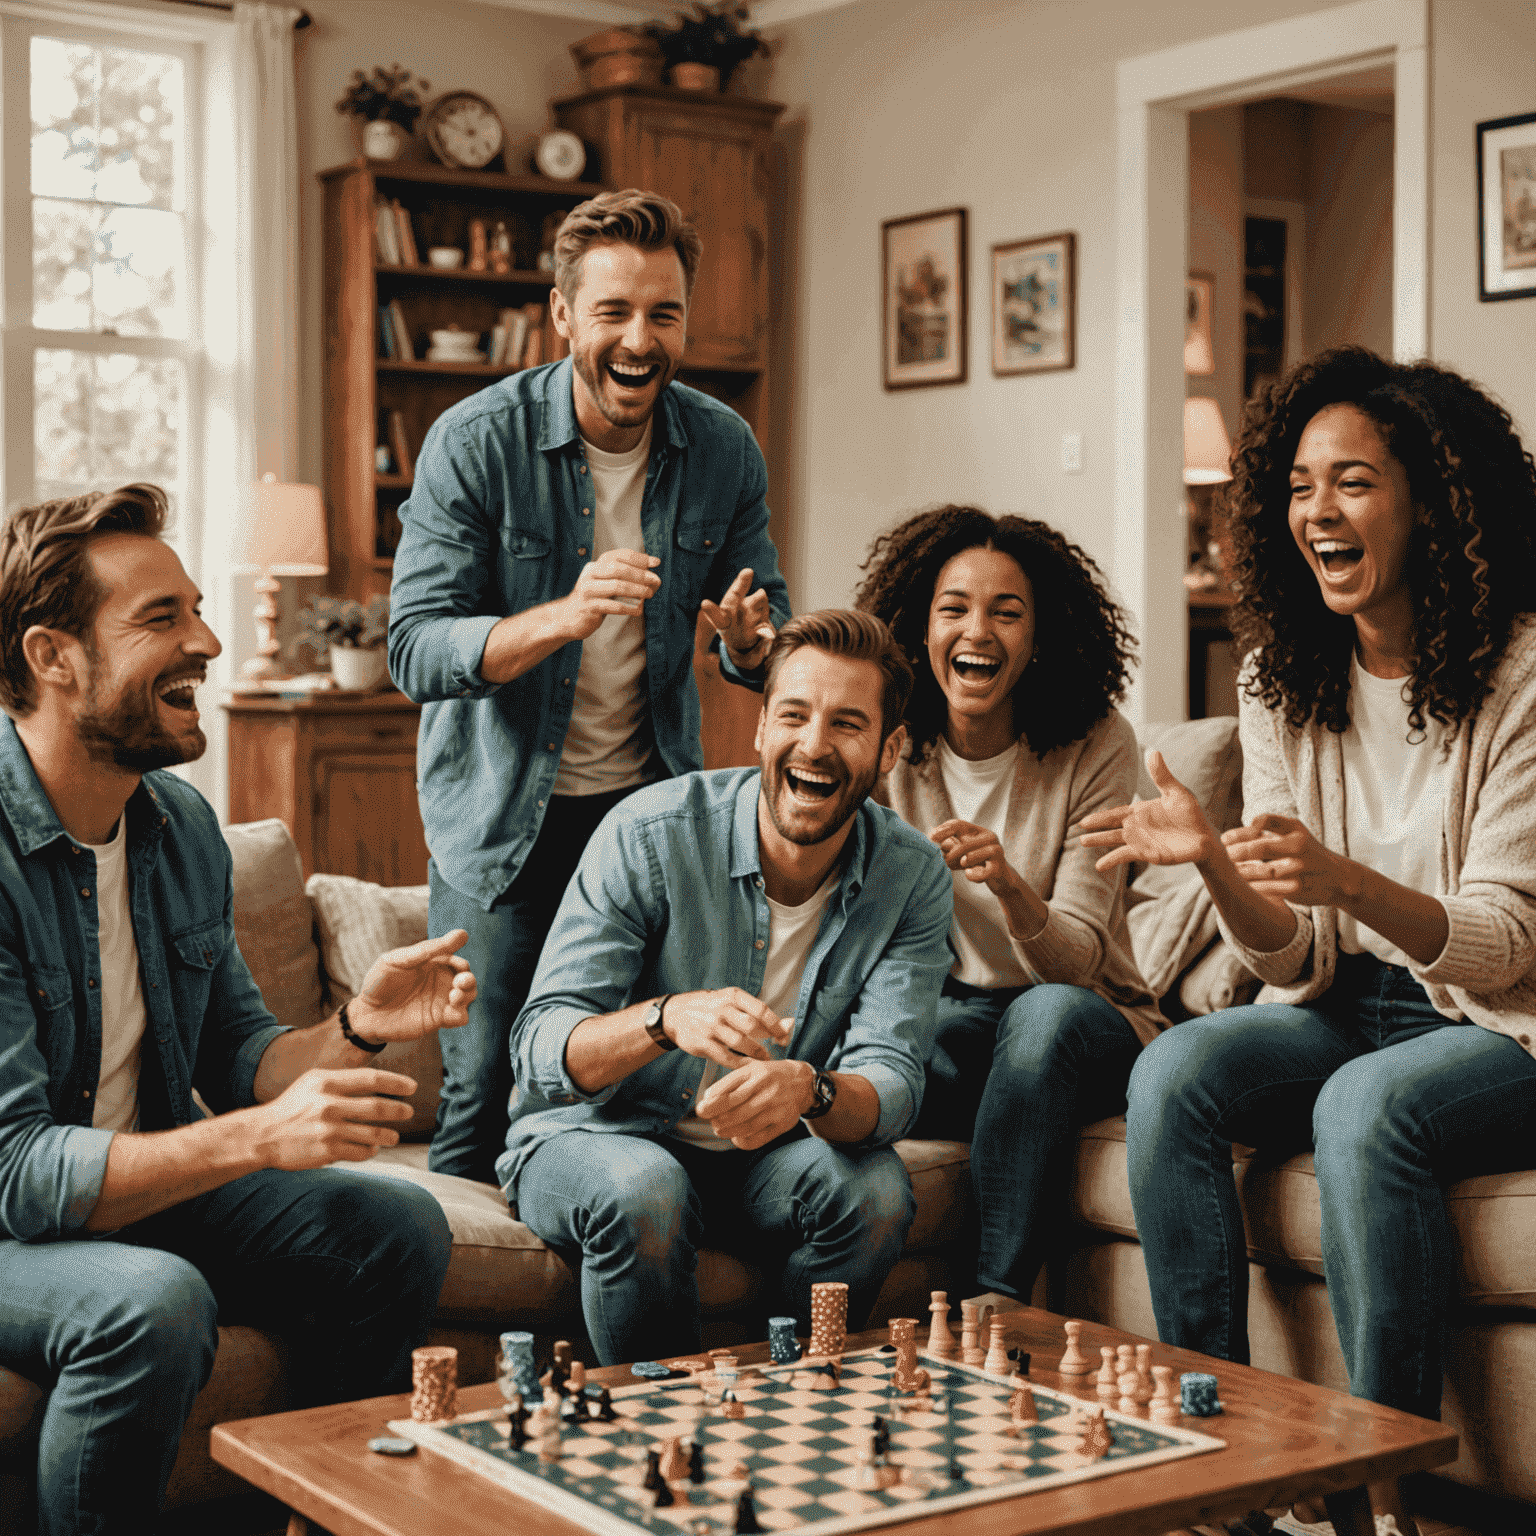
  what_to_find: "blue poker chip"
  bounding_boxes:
[631,1360,673,1379]
[367,1435,417,1456]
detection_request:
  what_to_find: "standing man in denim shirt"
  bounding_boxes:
[390,189,790,1184]
[497,612,953,1365]
[0,485,480,1534]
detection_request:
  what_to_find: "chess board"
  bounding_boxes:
[390,1348,1225,1536]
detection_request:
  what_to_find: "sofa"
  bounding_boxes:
[1,717,1532,1531]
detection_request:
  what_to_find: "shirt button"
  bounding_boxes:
[547,742,556,751]
[582,508,591,517]
[537,800,545,808]
[704,539,714,549]
[81,1088,91,1099]
[577,546,588,556]
[80,888,90,899]
[71,846,81,856]
[87,978,97,989]
[562,678,571,686]
[579,465,588,475]
[754,939,765,950]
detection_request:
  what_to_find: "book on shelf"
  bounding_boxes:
[497,306,528,368]
[391,199,419,266]
[387,410,414,479]
[373,198,401,265]
[388,299,412,360]
[489,324,508,367]
[378,305,397,359]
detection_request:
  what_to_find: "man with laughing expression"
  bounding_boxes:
[0,485,480,1533]
[390,189,791,1185]
[497,611,953,1366]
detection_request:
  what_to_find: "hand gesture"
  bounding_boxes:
[1078,749,1217,871]
[1222,814,1358,906]
[350,931,477,1045]
[251,1067,417,1169]
[660,988,791,1069]
[930,818,1021,896]
[697,1058,813,1150]
[700,568,776,669]
[559,549,660,640]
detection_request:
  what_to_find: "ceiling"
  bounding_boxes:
[1269,62,1395,116]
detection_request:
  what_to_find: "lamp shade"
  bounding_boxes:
[235,474,329,576]
[1183,397,1233,485]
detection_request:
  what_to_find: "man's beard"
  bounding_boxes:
[78,664,204,772]
[760,753,879,849]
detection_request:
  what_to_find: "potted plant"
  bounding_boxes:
[645,3,768,92]
[298,595,391,691]
[335,64,430,161]
[568,28,664,91]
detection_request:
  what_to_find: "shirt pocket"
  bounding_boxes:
[500,528,554,608]
[168,920,227,1026]
[672,521,729,609]
[29,963,75,1044]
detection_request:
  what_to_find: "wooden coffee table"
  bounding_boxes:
[210,1308,1457,1536]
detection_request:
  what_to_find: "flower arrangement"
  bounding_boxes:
[298,595,389,652]
[334,64,431,130]
[644,3,768,87]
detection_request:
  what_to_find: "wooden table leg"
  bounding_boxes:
[1324,1486,1375,1536]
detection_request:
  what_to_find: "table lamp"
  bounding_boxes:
[234,474,328,683]
[1183,398,1232,592]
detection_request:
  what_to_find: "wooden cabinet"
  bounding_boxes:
[223,693,429,886]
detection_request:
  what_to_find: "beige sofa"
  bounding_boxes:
[1,719,1532,1530]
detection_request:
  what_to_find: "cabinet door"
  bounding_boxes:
[624,104,767,370]
[311,752,430,887]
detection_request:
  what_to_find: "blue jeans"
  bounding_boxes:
[1126,953,1536,1419]
[515,1129,915,1366]
[0,1166,451,1535]
[428,786,639,1183]
[913,981,1142,1300]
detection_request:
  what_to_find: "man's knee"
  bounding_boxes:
[93,1249,219,1385]
[810,1145,915,1249]
[591,1153,694,1260]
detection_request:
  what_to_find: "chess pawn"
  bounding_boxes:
[1134,1344,1155,1407]
[1008,1379,1038,1425]
[1058,1319,1093,1375]
[960,1300,991,1366]
[659,1436,688,1482]
[569,1360,586,1392]
[1150,1365,1180,1423]
[1095,1346,1118,1399]
[983,1319,1011,1376]
[1118,1366,1141,1412]
[927,1290,955,1358]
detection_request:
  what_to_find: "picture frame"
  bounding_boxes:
[882,207,967,390]
[991,232,1076,376]
[1478,111,1536,301]
[1184,271,1216,375]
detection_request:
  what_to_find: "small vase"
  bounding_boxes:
[329,646,388,691]
[671,62,721,91]
[361,119,405,161]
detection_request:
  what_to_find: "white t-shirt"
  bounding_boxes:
[1337,655,1450,966]
[87,815,148,1133]
[552,423,655,796]
[669,872,837,1152]
[936,738,1029,988]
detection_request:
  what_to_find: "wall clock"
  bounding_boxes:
[422,91,505,171]
[535,129,586,181]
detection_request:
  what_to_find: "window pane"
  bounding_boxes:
[31,37,99,202]
[34,350,183,504]
[33,199,183,337]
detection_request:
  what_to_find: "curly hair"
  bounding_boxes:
[1226,346,1536,737]
[853,506,1136,762]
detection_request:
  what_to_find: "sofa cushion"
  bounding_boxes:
[1134,716,1243,831]
[306,874,439,1138]
[223,819,326,1032]
[1071,1116,1536,1307]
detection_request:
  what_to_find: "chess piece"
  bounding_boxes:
[569,1360,586,1392]
[809,1281,849,1358]
[411,1345,458,1423]
[734,1486,764,1534]
[1117,1347,1140,1411]
[723,1390,746,1418]
[537,1413,562,1463]
[1058,1319,1093,1375]
[871,1415,890,1458]
[854,1439,901,1490]
[983,1319,1011,1376]
[1075,1403,1112,1459]
[1008,1347,1031,1376]
[1095,1346,1117,1399]
[659,1436,687,1482]
[1134,1344,1154,1406]
[643,1449,664,1492]
[1150,1366,1179,1423]
[653,1479,674,1508]
[505,1392,529,1450]
[594,1386,618,1423]
[1008,1378,1038,1425]
[926,1291,954,1358]
[959,1300,992,1367]
[890,1318,931,1395]
[688,1439,706,1484]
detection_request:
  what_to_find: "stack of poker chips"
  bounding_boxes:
[411,1345,459,1423]
[768,1316,801,1364]
[1179,1370,1223,1416]
[808,1281,848,1358]
[500,1330,540,1401]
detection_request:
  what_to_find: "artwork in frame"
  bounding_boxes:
[1478,111,1536,301]
[1184,271,1216,375]
[882,207,967,390]
[991,232,1075,376]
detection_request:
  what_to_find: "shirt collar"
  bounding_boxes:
[535,356,691,455]
[728,770,872,901]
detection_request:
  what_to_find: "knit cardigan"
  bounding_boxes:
[1219,618,1536,1059]
[878,709,1165,1047]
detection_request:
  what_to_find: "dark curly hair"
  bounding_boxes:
[853,506,1136,762]
[1227,346,1536,737]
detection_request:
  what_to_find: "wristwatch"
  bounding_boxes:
[802,1068,837,1120]
[643,995,676,1051]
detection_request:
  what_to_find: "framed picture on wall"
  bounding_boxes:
[1478,110,1536,301]
[1185,271,1216,375]
[991,232,1076,375]
[882,207,967,389]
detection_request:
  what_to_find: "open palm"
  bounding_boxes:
[1078,750,1214,871]
[354,931,476,1042]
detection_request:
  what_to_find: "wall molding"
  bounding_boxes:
[466,0,867,25]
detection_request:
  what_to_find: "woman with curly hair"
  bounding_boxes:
[1081,347,1536,1437]
[855,506,1164,1304]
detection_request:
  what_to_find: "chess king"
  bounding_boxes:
[389,187,790,1186]
[0,485,479,1534]
[498,610,954,1365]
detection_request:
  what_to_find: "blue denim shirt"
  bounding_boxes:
[0,721,287,1241]
[388,359,791,911]
[494,769,955,1198]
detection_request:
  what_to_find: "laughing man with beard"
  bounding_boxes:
[497,611,953,1365]
[390,189,791,1186]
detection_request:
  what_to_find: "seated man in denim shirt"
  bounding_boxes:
[498,611,953,1365]
[0,485,478,1535]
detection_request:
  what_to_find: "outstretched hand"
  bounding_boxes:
[701,567,776,670]
[1222,814,1359,906]
[1077,749,1217,871]
[350,930,477,1044]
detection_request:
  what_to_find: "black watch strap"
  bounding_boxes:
[644,995,676,1051]
[802,1068,837,1120]
[340,1000,388,1054]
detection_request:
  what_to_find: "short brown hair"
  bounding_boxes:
[553,188,703,304]
[0,483,168,717]
[763,609,914,742]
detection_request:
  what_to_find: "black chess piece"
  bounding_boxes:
[560,1390,583,1423]
[594,1386,618,1423]
[643,1449,663,1492]
[653,1480,675,1509]
[733,1485,764,1534]
[506,1397,529,1451]
[871,1416,890,1459]
[542,1360,569,1399]
[688,1440,706,1484]
[1007,1348,1031,1376]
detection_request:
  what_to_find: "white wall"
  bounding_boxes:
[1187,104,1244,443]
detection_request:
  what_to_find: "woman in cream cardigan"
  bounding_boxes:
[855,507,1163,1304]
[1082,347,1536,1434]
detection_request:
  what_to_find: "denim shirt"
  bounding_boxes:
[0,721,286,1241]
[494,769,955,1198]
[388,359,791,911]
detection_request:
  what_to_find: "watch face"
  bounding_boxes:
[429,95,504,169]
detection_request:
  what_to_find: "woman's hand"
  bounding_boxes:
[1078,750,1218,870]
[929,818,1048,941]
[1222,814,1364,907]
